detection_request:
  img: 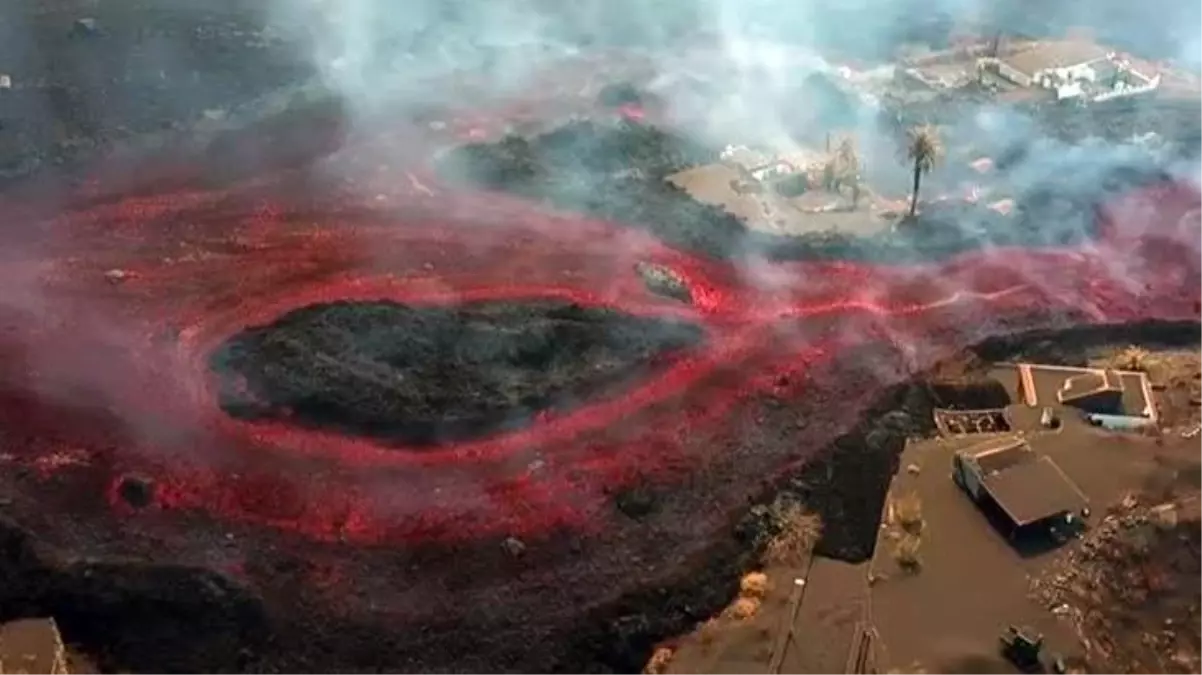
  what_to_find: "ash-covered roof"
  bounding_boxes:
[984,454,1089,527]
[959,437,1089,527]
[1004,40,1111,77]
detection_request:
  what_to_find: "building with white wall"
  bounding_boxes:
[980,40,1161,103]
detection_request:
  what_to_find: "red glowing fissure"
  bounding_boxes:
[0,130,1198,548]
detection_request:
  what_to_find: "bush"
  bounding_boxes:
[643,647,674,674]
[763,503,824,566]
[893,492,924,535]
[739,572,771,598]
[893,534,923,572]
[724,596,762,620]
[1114,345,1153,371]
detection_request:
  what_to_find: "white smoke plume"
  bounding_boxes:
[259,0,1200,397]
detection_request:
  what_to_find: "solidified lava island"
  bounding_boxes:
[0,86,1197,673]
[210,300,704,445]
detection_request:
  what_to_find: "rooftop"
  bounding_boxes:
[982,451,1089,527]
[1003,40,1111,77]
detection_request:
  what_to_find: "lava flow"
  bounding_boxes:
[0,111,1197,670]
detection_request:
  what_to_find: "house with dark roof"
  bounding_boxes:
[953,436,1089,535]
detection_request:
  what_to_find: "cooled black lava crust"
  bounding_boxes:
[209,300,704,446]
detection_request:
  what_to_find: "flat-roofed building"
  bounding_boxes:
[953,437,1089,534]
[1014,362,1156,429]
[996,40,1111,88]
[980,39,1162,102]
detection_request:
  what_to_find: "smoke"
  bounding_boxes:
[275,0,1200,105]
[271,0,1199,217]
[0,0,1190,404]
[260,0,1199,372]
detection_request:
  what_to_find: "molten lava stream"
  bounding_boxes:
[0,159,1197,551]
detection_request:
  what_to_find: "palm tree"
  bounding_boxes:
[903,125,943,219]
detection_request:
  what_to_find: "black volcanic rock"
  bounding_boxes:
[209,299,704,446]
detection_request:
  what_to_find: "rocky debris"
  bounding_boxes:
[1150,503,1179,529]
[104,269,132,284]
[634,262,692,305]
[905,463,921,475]
[1032,493,1201,673]
[1118,493,1139,511]
[1040,406,1059,429]
[501,536,526,557]
[878,409,918,434]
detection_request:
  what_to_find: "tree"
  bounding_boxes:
[902,125,943,219]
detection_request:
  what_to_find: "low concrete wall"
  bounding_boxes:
[1092,78,1161,102]
[995,61,1032,87]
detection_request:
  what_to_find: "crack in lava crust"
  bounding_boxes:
[0,118,1198,670]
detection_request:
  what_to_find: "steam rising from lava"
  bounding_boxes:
[266,0,1201,371]
[0,0,1196,550]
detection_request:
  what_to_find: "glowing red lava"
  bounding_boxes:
[0,120,1198,562]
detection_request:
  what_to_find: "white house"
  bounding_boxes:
[981,40,1161,102]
